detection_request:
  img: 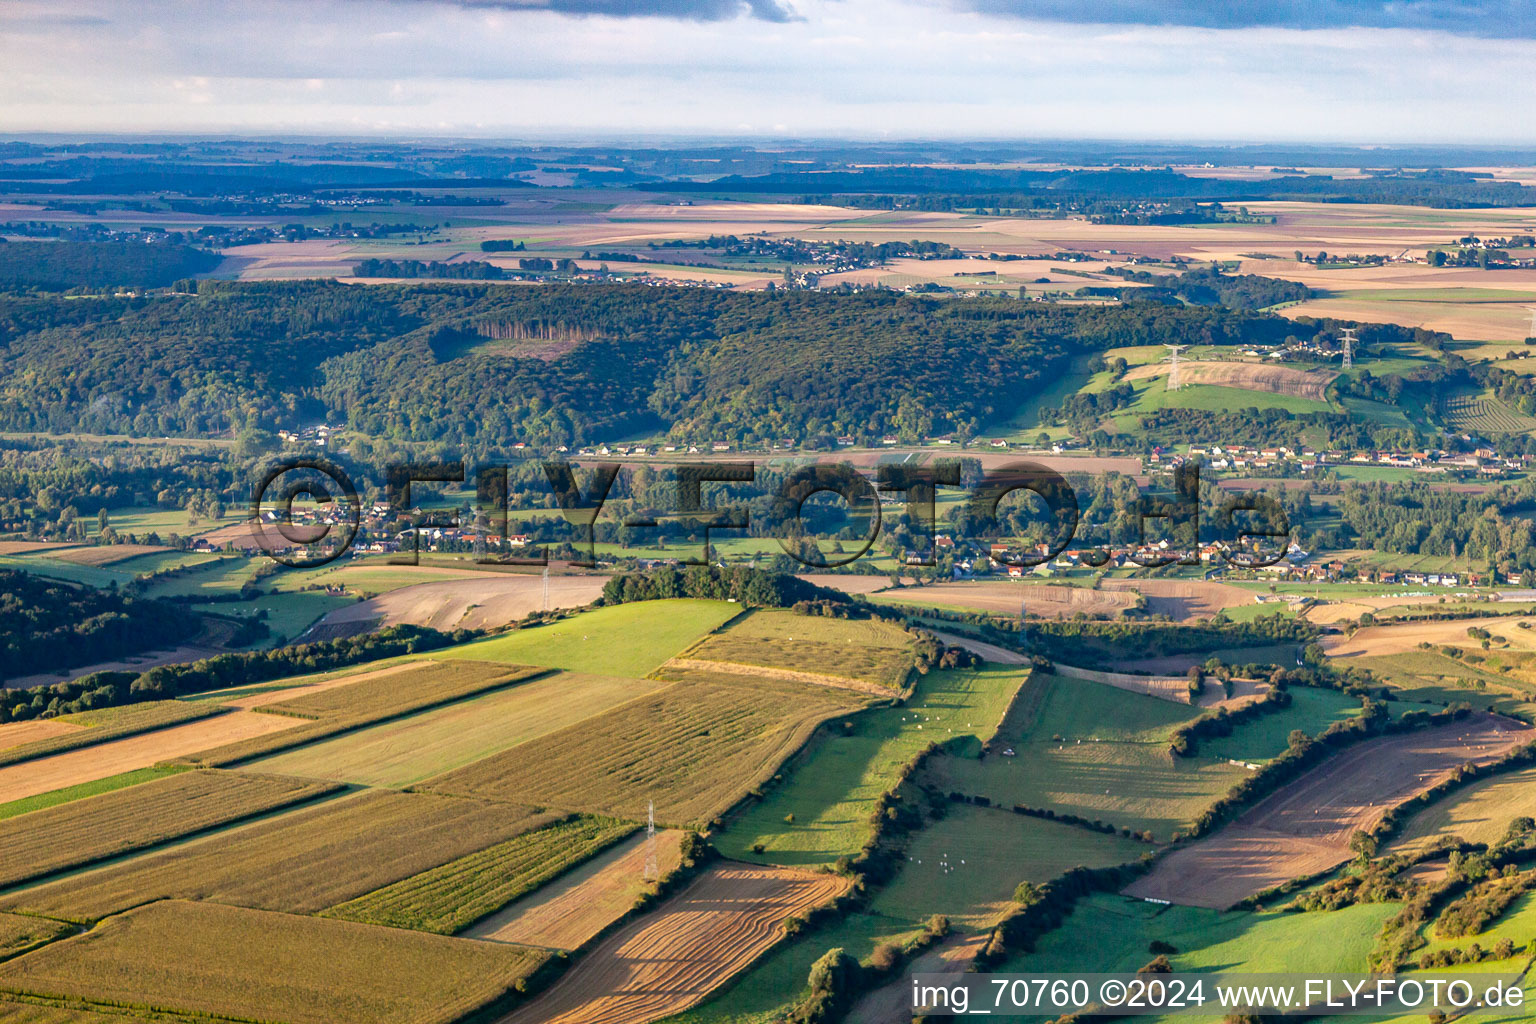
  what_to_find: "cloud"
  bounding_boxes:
[958,1,1536,38]
[404,0,799,21]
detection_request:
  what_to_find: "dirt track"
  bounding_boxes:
[315,574,607,632]
[1122,360,1338,400]
[1124,714,1531,908]
[500,864,848,1024]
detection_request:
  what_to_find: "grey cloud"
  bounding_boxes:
[959,1,1536,38]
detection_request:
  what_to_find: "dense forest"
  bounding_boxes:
[0,569,199,681]
[0,240,221,291]
[0,281,1317,448]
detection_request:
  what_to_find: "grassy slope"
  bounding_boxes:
[438,598,740,677]
[717,664,1027,865]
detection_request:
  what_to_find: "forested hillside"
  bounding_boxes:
[0,281,1311,446]
[0,240,221,291]
[0,569,199,681]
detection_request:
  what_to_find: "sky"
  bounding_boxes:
[3,0,1536,142]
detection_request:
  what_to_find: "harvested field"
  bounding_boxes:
[324,815,635,934]
[0,720,80,753]
[1121,360,1338,400]
[48,544,172,567]
[424,672,863,826]
[0,900,546,1024]
[245,671,662,787]
[0,766,185,822]
[1323,615,1536,658]
[678,612,912,690]
[873,582,1136,619]
[1387,764,1536,856]
[0,914,70,960]
[1304,593,1493,625]
[0,701,226,769]
[2,790,554,923]
[797,573,893,595]
[0,769,338,889]
[0,542,71,556]
[181,660,544,767]
[1101,579,1255,621]
[502,864,849,1024]
[0,710,300,805]
[214,659,432,709]
[316,573,608,632]
[1053,662,1198,705]
[1124,715,1532,908]
[467,829,686,949]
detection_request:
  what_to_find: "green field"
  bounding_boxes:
[1114,378,1334,420]
[245,671,663,787]
[718,665,1027,865]
[0,770,338,889]
[1003,892,1397,976]
[1199,687,1363,762]
[424,671,863,827]
[438,598,740,676]
[2,790,549,924]
[1355,651,1536,721]
[867,804,1147,928]
[924,673,1242,841]
[1414,890,1536,963]
[0,900,545,1024]
[323,814,635,934]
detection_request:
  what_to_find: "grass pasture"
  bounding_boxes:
[1198,687,1363,762]
[0,770,338,889]
[868,804,1147,928]
[719,665,1027,865]
[1355,651,1536,721]
[1,790,553,924]
[439,598,741,677]
[922,674,1242,841]
[245,671,662,788]
[1002,892,1396,978]
[0,900,546,1024]
[1388,764,1536,855]
[323,814,636,934]
[181,660,545,767]
[0,702,226,769]
[424,671,864,826]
